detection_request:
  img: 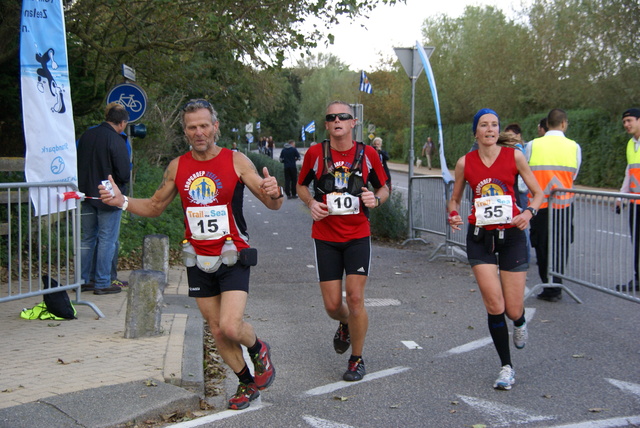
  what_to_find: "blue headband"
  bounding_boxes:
[473,108,500,134]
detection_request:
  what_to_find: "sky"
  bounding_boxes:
[288,0,528,71]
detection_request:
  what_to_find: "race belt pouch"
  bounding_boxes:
[472,226,484,243]
[239,248,258,267]
[196,255,222,273]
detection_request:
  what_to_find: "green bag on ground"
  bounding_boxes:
[20,302,69,320]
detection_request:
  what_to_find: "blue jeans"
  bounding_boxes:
[80,203,122,289]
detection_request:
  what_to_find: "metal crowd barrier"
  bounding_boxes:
[408,177,640,305]
[0,182,103,317]
[408,175,471,262]
[526,187,640,304]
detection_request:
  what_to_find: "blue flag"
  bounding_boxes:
[304,121,315,133]
[416,43,453,184]
[359,71,372,94]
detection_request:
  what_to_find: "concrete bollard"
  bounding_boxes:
[142,234,169,290]
[124,269,165,338]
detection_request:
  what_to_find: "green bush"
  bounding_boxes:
[370,191,408,241]
[246,151,285,185]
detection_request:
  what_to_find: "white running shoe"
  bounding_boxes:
[493,365,515,390]
[513,322,528,349]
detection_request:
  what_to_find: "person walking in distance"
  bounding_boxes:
[99,99,282,410]
[280,139,301,199]
[526,109,581,302]
[297,101,389,381]
[422,136,435,170]
[616,108,640,292]
[448,108,543,390]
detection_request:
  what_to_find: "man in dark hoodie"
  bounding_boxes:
[77,102,130,295]
[280,139,301,199]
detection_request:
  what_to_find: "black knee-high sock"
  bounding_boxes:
[514,309,526,328]
[487,313,512,367]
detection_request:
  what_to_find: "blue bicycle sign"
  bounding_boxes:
[117,93,143,112]
[107,83,147,122]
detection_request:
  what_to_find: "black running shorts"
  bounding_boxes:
[187,263,250,298]
[313,236,371,282]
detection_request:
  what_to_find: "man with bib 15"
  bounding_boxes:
[297,101,389,382]
[99,99,283,411]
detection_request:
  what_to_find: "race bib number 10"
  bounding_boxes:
[474,195,513,226]
[186,205,230,240]
[327,193,360,215]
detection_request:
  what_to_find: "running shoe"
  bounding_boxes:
[333,322,350,354]
[228,382,259,410]
[250,339,275,390]
[343,357,366,381]
[493,365,515,390]
[513,322,528,350]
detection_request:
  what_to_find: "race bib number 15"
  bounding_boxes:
[474,195,513,226]
[186,205,230,240]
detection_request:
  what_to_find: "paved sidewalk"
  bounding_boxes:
[0,268,213,428]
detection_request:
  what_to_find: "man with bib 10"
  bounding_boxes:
[448,108,543,391]
[297,101,389,382]
[99,99,282,410]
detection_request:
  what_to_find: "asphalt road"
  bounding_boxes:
[167,181,640,428]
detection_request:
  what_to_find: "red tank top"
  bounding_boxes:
[175,149,249,256]
[464,147,520,229]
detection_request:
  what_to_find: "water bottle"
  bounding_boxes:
[182,239,196,267]
[220,236,238,266]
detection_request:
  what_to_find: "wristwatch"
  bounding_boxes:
[525,207,537,216]
[120,195,129,211]
[375,196,381,207]
[270,187,284,200]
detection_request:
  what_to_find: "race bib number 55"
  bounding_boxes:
[474,195,513,226]
[186,205,230,240]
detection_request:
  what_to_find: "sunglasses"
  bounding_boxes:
[182,99,212,111]
[325,113,353,122]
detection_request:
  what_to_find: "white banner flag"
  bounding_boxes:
[20,0,77,215]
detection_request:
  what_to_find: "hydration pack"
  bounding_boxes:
[313,140,366,201]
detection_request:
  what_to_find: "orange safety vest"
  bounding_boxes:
[626,138,640,204]
[528,134,579,209]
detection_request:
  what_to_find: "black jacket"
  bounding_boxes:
[77,122,130,210]
[279,143,301,169]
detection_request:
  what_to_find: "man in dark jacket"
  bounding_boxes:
[279,140,301,199]
[77,102,130,295]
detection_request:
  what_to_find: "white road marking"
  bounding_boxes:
[304,366,411,396]
[607,378,640,397]
[596,229,630,238]
[438,308,536,357]
[402,340,423,350]
[546,416,640,427]
[303,415,355,428]
[458,394,555,427]
[167,401,271,427]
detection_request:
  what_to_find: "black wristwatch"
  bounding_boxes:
[525,207,537,216]
[270,186,284,200]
